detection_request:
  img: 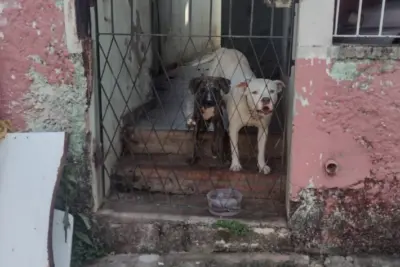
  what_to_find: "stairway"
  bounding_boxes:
[108,65,287,218]
[95,69,290,262]
[112,125,286,210]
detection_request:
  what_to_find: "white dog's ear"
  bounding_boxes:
[275,80,285,93]
[236,81,249,94]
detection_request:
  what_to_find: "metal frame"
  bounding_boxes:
[333,0,397,39]
[94,0,297,214]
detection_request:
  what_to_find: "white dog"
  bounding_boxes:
[189,48,285,174]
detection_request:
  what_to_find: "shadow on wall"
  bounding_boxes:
[337,0,382,23]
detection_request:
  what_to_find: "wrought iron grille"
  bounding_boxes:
[333,0,400,44]
[94,0,296,217]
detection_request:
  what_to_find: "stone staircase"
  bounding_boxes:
[113,126,287,202]
[91,111,400,267]
[94,102,291,266]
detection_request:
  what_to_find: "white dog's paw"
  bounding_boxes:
[258,164,271,175]
[186,118,196,128]
[230,162,242,172]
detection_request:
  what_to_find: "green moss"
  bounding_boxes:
[213,220,251,236]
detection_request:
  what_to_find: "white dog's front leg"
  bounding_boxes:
[229,125,242,172]
[257,126,271,175]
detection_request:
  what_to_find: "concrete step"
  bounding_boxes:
[113,154,286,199]
[123,127,284,159]
[94,196,290,255]
[85,253,400,267]
[85,253,312,267]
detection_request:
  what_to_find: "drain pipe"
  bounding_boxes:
[325,159,339,176]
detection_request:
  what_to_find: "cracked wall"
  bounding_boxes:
[290,46,400,253]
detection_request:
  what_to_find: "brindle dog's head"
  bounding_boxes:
[189,76,231,120]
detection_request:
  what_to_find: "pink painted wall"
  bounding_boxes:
[290,54,400,199]
[289,48,400,252]
[0,0,76,129]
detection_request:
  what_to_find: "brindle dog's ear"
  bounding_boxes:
[189,77,203,94]
[216,77,231,94]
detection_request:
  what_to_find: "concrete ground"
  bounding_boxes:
[85,253,400,267]
[93,197,400,267]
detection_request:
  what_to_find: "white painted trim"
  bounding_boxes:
[64,0,83,54]
[296,0,335,59]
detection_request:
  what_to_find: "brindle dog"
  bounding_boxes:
[187,76,231,165]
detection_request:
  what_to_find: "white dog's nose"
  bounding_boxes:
[261,97,271,104]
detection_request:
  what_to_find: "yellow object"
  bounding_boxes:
[0,120,12,140]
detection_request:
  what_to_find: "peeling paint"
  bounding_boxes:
[0,0,93,212]
[295,91,310,107]
[291,48,400,252]
[22,55,90,203]
[293,90,310,116]
[23,55,87,135]
[328,62,360,81]
[0,0,75,127]
[291,178,400,254]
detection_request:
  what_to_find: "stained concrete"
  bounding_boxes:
[85,253,400,267]
[101,193,286,221]
[94,199,291,255]
[92,199,400,266]
[85,253,311,267]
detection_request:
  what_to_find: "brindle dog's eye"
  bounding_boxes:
[251,91,257,94]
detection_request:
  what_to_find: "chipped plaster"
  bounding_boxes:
[328,62,360,81]
[0,0,75,127]
[0,0,93,211]
[23,55,87,154]
[293,90,309,116]
[291,47,400,252]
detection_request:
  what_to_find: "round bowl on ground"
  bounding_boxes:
[206,188,243,217]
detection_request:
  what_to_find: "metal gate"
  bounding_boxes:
[94,0,296,217]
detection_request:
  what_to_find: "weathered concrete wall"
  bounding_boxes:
[0,0,92,208]
[95,0,154,197]
[290,46,400,253]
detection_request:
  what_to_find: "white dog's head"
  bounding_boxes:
[236,78,285,116]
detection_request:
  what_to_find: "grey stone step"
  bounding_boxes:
[94,195,291,254]
[85,253,400,267]
[85,252,311,267]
